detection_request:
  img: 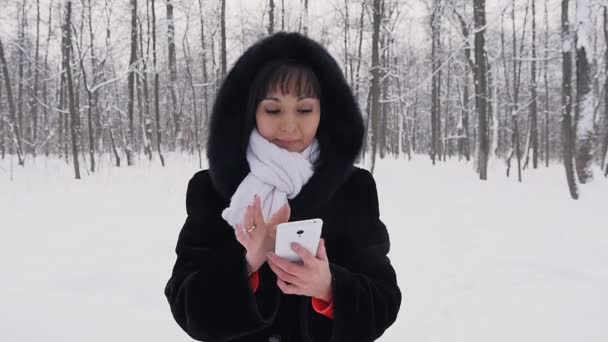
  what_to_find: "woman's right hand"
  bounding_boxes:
[235,195,291,275]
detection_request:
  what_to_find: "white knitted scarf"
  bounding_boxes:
[221,129,320,228]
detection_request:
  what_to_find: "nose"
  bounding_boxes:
[279,112,297,133]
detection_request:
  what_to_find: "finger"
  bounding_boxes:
[277,278,301,295]
[267,252,303,277]
[251,195,266,226]
[291,242,317,266]
[316,238,328,261]
[242,205,253,229]
[234,224,249,244]
[267,258,301,286]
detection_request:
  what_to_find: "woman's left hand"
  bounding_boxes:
[266,238,333,302]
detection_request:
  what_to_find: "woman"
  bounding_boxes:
[164,32,401,342]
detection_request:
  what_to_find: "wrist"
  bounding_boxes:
[318,276,333,302]
[245,252,264,275]
[318,288,332,303]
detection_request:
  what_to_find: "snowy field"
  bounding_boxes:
[1,153,607,342]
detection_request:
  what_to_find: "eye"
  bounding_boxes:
[265,109,280,114]
[298,109,313,113]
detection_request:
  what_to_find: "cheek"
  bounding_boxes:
[304,114,321,139]
[255,113,275,138]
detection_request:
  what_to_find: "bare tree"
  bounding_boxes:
[544,0,550,167]
[300,0,309,36]
[527,0,539,169]
[151,0,165,166]
[125,0,138,165]
[198,0,210,146]
[220,0,227,77]
[354,0,365,98]
[63,1,81,179]
[0,38,25,165]
[474,0,489,180]
[561,0,578,198]
[30,0,41,157]
[369,0,381,173]
[430,0,442,165]
[167,0,182,149]
[0,66,4,159]
[183,12,203,169]
[281,0,285,30]
[268,0,275,34]
[140,1,153,161]
[505,0,529,181]
[574,0,594,183]
[17,0,26,154]
[343,0,350,81]
[602,6,608,175]
[454,7,472,162]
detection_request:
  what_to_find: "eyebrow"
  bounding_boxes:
[264,96,314,102]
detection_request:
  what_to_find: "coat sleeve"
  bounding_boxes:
[303,169,402,342]
[164,170,280,342]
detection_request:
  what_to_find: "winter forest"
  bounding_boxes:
[0,0,607,198]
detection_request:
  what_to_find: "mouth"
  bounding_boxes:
[275,139,300,148]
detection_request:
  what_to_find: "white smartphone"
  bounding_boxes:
[275,218,323,264]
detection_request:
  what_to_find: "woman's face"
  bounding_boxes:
[255,86,320,153]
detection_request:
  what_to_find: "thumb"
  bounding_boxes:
[316,238,328,261]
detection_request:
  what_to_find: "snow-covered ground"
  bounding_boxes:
[1,153,606,342]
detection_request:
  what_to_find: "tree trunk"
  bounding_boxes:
[268,0,275,34]
[198,0,210,146]
[140,5,153,161]
[574,0,594,183]
[379,2,388,159]
[152,0,164,166]
[530,0,539,168]
[302,0,309,36]
[63,1,81,179]
[85,0,96,172]
[369,0,381,173]
[79,40,96,173]
[430,0,441,165]
[561,0,579,198]
[167,0,182,150]
[31,0,41,157]
[354,1,365,98]
[0,38,25,165]
[126,0,137,165]
[17,0,26,155]
[0,69,4,159]
[474,0,488,180]
[220,0,227,77]
[183,32,202,169]
[43,1,53,157]
[343,0,348,80]
[455,9,472,162]
[602,7,608,174]
[544,0,550,167]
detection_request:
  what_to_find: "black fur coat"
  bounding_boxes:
[164,32,401,342]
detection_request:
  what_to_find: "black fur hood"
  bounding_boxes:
[206,32,365,205]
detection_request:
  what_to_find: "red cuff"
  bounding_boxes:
[248,271,259,293]
[311,297,334,319]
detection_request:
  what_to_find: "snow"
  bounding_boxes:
[575,0,592,53]
[577,92,595,139]
[1,153,607,342]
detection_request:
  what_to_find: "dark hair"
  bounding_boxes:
[242,59,324,166]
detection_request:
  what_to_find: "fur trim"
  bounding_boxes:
[207,32,364,203]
